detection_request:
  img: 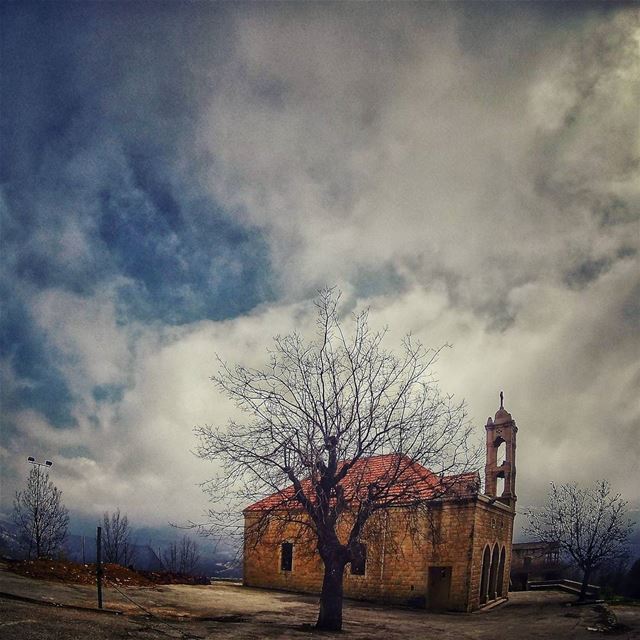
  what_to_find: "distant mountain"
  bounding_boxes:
[627,510,640,561]
[62,533,164,571]
[0,518,20,558]
[0,515,239,577]
[199,556,242,580]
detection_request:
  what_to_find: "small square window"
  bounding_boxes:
[281,542,293,572]
[351,543,366,576]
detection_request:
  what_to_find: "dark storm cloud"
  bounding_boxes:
[0,2,274,433]
[1,2,271,313]
[565,257,613,290]
[622,283,640,328]
[0,284,76,427]
[599,196,640,228]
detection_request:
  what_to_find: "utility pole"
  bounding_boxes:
[96,526,103,609]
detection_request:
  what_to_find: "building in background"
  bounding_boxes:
[510,541,567,591]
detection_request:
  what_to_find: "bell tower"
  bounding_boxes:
[484,391,517,508]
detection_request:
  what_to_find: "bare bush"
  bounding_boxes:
[103,509,135,566]
[162,535,200,575]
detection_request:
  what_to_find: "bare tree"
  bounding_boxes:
[162,535,200,575]
[525,480,633,600]
[13,466,69,559]
[103,509,135,566]
[196,289,479,631]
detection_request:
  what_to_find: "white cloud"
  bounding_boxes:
[200,7,639,306]
[32,286,132,391]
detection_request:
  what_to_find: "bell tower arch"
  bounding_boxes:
[484,391,517,508]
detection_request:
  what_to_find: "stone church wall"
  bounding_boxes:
[243,498,514,611]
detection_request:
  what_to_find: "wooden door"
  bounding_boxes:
[427,566,452,610]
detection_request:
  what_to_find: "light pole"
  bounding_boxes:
[27,456,53,469]
[26,456,53,558]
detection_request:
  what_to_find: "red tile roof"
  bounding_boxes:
[245,453,479,512]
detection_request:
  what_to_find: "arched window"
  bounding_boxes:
[494,437,507,496]
[495,438,506,466]
[350,543,366,576]
[280,542,293,572]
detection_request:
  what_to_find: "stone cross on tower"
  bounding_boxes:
[484,392,518,509]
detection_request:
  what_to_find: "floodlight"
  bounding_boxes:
[26,456,54,468]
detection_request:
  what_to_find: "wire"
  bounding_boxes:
[104,576,204,639]
[101,573,205,640]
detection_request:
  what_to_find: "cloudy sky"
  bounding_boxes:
[1,2,638,539]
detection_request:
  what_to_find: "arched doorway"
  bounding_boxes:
[488,544,499,600]
[497,546,506,597]
[479,545,491,604]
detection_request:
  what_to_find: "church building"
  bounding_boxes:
[243,396,518,612]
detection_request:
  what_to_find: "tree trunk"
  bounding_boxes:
[316,557,346,631]
[35,523,41,558]
[579,568,592,601]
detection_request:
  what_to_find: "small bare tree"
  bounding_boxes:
[525,480,633,600]
[196,289,479,631]
[162,535,200,575]
[103,509,135,566]
[13,466,69,559]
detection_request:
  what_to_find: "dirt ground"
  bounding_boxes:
[4,558,208,586]
[1,564,639,639]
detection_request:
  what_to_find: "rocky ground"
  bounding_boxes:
[1,561,639,639]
